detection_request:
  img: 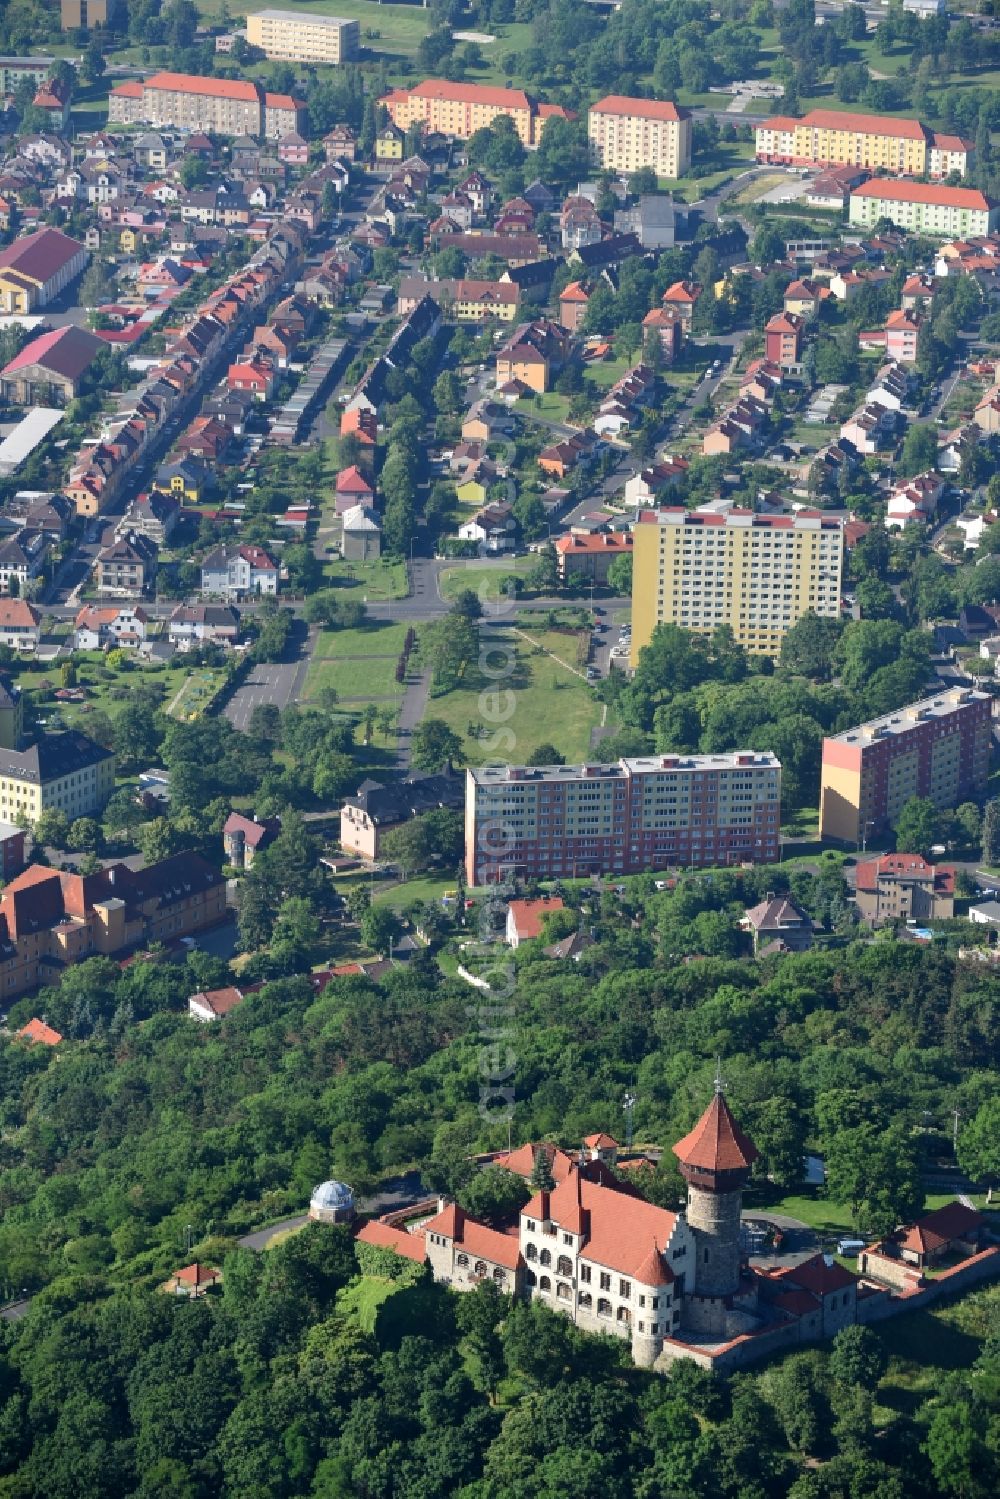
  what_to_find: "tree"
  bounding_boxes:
[81,37,106,85]
[925,1404,983,1499]
[236,875,273,952]
[457,1167,530,1226]
[136,817,183,867]
[410,718,462,772]
[78,261,114,310]
[898,423,939,478]
[779,611,842,680]
[750,222,786,266]
[981,799,1000,863]
[957,1098,1000,1187]
[893,796,940,858]
[825,1123,923,1236]
[526,744,564,766]
[829,1326,887,1392]
[606,555,633,596]
[529,1145,555,1192]
[360,905,400,957]
[67,818,99,854]
[33,808,70,849]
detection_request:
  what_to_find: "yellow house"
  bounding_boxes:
[157,464,204,503]
[456,478,487,507]
[375,123,404,162]
[120,227,138,253]
[0,272,36,315]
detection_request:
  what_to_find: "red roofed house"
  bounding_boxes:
[0,323,105,405]
[558,279,590,332]
[506,894,564,947]
[424,1200,524,1293]
[854,852,955,925]
[18,1017,62,1046]
[223,811,280,869]
[863,1202,988,1281]
[227,358,275,400]
[335,465,375,515]
[188,986,245,1022]
[356,1218,428,1263]
[555,529,632,583]
[662,280,700,327]
[33,76,71,132]
[884,308,921,364]
[764,312,804,368]
[165,1263,221,1297]
[0,599,41,652]
[642,306,683,362]
[759,1253,860,1339]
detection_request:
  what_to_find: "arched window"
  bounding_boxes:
[578,1292,593,1310]
[456,1252,469,1267]
[556,1255,573,1276]
[493,1267,506,1284]
[557,1281,571,1301]
[617,1306,631,1325]
[474,1260,487,1277]
[525,1243,537,1261]
[597,1298,612,1318]
[525,1268,536,1287]
[539,1248,551,1267]
[539,1275,551,1293]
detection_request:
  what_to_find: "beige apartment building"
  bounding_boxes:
[631,508,844,661]
[588,96,691,180]
[108,72,304,140]
[246,9,359,64]
[381,79,571,149]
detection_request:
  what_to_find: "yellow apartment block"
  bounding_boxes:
[755,108,973,179]
[245,9,359,64]
[381,79,570,149]
[818,688,992,845]
[631,508,844,661]
[588,95,692,179]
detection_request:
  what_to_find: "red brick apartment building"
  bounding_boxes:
[465,753,781,885]
[0,855,227,1001]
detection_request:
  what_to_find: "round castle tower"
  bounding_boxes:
[672,1085,758,1300]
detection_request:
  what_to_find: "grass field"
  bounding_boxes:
[324,558,409,601]
[374,873,454,909]
[336,1275,402,1333]
[439,555,537,604]
[428,623,602,764]
[313,620,411,659]
[19,657,227,730]
[516,391,573,425]
[304,654,402,701]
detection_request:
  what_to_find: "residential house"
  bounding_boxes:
[539,431,598,478]
[340,767,464,860]
[189,986,245,1021]
[169,603,241,649]
[641,307,683,362]
[223,810,280,868]
[74,604,148,651]
[335,465,375,515]
[613,194,676,250]
[0,599,41,652]
[117,489,180,545]
[156,457,210,504]
[458,502,516,552]
[561,194,603,250]
[200,544,279,600]
[95,532,157,598]
[555,529,632,582]
[661,281,700,328]
[506,895,565,948]
[559,280,591,332]
[783,279,827,318]
[0,530,49,595]
[341,505,381,561]
[885,309,922,363]
[764,312,804,367]
[853,853,955,925]
[227,357,275,401]
[623,457,689,507]
[496,318,570,394]
[741,894,813,954]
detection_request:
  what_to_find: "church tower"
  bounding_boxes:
[672,1084,757,1301]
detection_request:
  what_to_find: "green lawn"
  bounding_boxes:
[304,655,402,702]
[335,1275,402,1334]
[439,556,537,604]
[428,624,602,765]
[313,621,411,659]
[324,558,409,601]
[374,874,454,909]
[516,392,572,424]
[19,656,226,729]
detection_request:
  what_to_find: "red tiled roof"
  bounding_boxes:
[174,1262,220,1287]
[774,1253,857,1296]
[18,1017,62,1046]
[336,464,374,493]
[423,1201,523,1269]
[111,81,143,99]
[0,227,84,286]
[852,179,993,211]
[508,895,564,938]
[897,1200,983,1255]
[526,1169,681,1281]
[854,852,951,891]
[190,986,244,1017]
[146,72,259,102]
[493,1141,578,1183]
[356,1220,427,1262]
[402,78,533,111]
[673,1092,758,1173]
[792,108,929,141]
[265,93,304,112]
[0,599,39,629]
[560,280,589,302]
[1,323,104,381]
[583,1132,619,1149]
[591,94,688,122]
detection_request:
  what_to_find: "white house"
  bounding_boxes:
[74,604,149,651]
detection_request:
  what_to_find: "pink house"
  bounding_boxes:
[885,309,921,364]
[278,132,310,166]
[227,359,275,400]
[335,464,375,515]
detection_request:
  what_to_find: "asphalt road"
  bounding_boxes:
[237,1172,430,1251]
[223,619,311,729]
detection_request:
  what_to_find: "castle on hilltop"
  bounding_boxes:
[358,1090,1000,1373]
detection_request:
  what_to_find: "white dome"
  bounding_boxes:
[310,1179,354,1212]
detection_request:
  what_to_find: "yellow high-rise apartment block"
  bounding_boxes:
[246,9,359,64]
[588,96,692,180]
[754,108,973,179]
[631,508,844,661]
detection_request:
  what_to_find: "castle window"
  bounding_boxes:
[557,1255,572,1276]
[580,1264,591,1283]
[474,1260,487,1277]
[597,1298,612,1318]
[493,1268,506,1284]
[704,1249,709,1263]
[456,1253,469,1268]
[557,1281,571,1301]
[527,1220,535,1231]
[526,1243,537,1261]
[600,1272,611,1291]
[638,1321,644,1332]
[617,1306,631,1325]
[525,1268,536,1287]
[619,1280,631,1299]
[563,1233,573,1245]
[639,1295,645,1307]
[652,1297,659,1309]
[539,1248,551,1267]
[579,1291,592,1310]
[539,1275,551,1293]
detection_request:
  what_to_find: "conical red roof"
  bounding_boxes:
[672,1093,758,1173]
[633,1241,674,1287]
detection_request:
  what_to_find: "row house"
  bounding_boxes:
[741,358,784,404]
[868,360,913,413]
[227,357,276,400]
[840,401,901,455]
[703,392,770,457]
[594,363,656,437]
[116,488,180,545]
[344,294,442,422]
[623,455,689,508]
